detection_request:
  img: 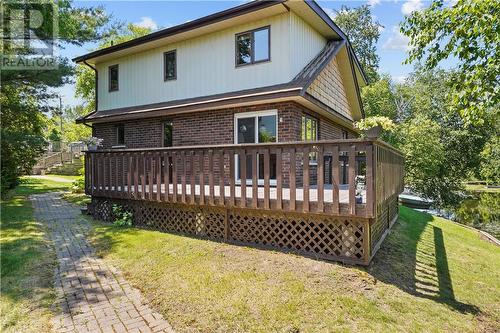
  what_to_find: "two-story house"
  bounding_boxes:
[76,0,404,265]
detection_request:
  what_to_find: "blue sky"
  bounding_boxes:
[58,0,432,107]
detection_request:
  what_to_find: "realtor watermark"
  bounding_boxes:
[1,1,59,70]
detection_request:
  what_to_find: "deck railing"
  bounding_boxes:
[84,139,404,218]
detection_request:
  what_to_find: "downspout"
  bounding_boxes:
[83,60,98,113]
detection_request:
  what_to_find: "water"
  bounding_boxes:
[406,191,500,239]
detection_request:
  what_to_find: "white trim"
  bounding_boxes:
[234,109,278,186]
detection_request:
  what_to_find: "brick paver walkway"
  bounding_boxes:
[31,192,174,333]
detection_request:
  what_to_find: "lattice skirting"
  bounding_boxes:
[89,197,374,265]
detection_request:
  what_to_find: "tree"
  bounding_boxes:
[401,0,500,124]
[1,1,111,195]
[363,67,494,206]
[480,136,500,185]
[334,5,383,83]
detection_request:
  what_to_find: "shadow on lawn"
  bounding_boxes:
[368,208,480,315]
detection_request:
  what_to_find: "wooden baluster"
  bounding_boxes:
[289,148,296,211]
[134,154,139,199]
[190,151,195,204]
[172,151,178,203]
[84,154,88,194]
[251,149,258,209]
[199,151,205,205]
[95,155,99,194]
[317,146,324,213]
[121,153,126,198]
[240,150,246,208]
[276,148,282,210]
[332,146,339,214]
[110,153,114,195]
[156,153,161,201]
[127,154,132,198]
[141,153,146,200]
[163,152,170,202]
[219,150,225,205]
[365,144,374,217]
[349,145,356,215]
[149,153,154,200]
[181,151,186,203]
[100,154,105,194]
[90,154,95,195]
[106,153,112,196]
[264,148,270,209]
[302,147,309,212]
[112,153,120,197]
[229,150,235,207]
[208,150,214,205]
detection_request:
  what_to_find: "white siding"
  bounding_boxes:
[289,12,326,77]
[97,12,327,112]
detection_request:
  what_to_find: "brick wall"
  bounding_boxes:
[92,101,355,150]
[91,101,357,187]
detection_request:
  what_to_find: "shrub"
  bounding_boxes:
[71,157,85,193]
[112,204,133,227]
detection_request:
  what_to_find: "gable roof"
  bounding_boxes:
[77,39,364,125]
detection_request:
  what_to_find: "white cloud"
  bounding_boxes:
[401,0,424,15]
[392,75,407,83]
[134,17,158,30]
[383,26,410,51]
[323,8,336,19]
[367,0,381,7]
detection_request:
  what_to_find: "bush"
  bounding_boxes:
[71,157,85,193]
[112,204,133,227]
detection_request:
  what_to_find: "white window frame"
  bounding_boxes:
[234,110,278,186]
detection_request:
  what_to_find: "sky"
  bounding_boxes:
[57,0,435,107]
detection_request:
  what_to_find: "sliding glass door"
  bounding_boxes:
[234,111,277,185]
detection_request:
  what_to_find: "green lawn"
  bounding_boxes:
[90,206,500,332]
[465,183,500,193]
[3,176,499,332]
[0,176,76,333]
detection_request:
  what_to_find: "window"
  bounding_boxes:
[235,26,270,66]
[302,115,318,141]
[164,50,176,81]
[108,64,119,91]
[115,124,125,146]
[234,111,277,184]
[302,115,318,163]
[163,121,173,147]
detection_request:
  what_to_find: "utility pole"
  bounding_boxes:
[58,95,64,164]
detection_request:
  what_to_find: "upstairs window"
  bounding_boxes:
[115,124,125,146]
[164,50,176,81]
[108,64,119,91]
[235,26,270,66]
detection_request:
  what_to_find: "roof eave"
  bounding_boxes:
[73,0,285,64]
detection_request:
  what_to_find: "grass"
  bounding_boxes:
[61,192,91,206]
[465,184,500,193]
[0,176,75,332]
[90,206,500,332]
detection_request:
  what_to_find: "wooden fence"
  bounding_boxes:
[85,139,404,264]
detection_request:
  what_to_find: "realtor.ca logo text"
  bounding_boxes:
[1,1,59,70]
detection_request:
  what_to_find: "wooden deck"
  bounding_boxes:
[85,139,404,265]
